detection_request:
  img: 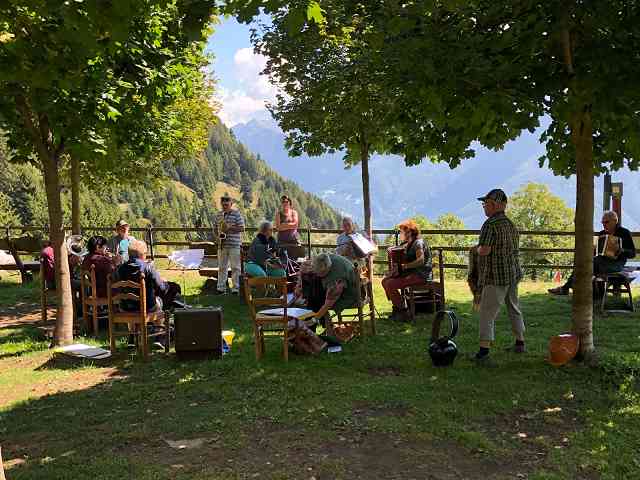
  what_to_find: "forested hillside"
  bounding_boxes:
[0,121,341,236]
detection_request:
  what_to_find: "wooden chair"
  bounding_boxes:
[80,264,109,334]
[597,272,635,313]
[404,249,446,323]
[330,261,375,337]
[244,276,292,361]
[107,273,167,361]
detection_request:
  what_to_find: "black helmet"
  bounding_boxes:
[428,310,459,367]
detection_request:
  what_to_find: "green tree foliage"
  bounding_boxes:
[0,1,218,345]
[253,1,396,238]
[295,0,640,357]
[0,192,17,226]
[508,184,575,277]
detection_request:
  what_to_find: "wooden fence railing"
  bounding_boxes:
[3,225,640,272]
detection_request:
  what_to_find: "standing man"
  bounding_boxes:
[107,219,136,265]
[474,189,525,363]
[213,194,245,294]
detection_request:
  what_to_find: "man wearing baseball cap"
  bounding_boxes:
[473,189,526,364]
[107,219,136,265]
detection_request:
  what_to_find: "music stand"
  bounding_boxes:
[168,249,205,303]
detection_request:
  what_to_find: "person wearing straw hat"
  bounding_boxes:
[474,188,526,364]
[213,194,245,294]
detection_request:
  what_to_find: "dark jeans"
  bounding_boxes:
[563,256,626,290]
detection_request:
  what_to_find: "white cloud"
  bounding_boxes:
[217,48,279,127]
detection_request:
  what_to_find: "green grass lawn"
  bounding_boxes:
[1,272,639,479]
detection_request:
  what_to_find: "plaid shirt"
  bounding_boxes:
[478,211,522,287]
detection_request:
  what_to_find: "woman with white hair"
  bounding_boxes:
[244,220,286,278]
[335,216,358,260]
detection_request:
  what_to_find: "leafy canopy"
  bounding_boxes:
[0,0,217,178]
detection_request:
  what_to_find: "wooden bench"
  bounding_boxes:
[0,236,41,283]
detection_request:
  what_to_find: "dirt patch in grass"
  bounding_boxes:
[111,422,524,480]
[475,399,595,479]
[0,302,47,328]
[0,352,123,408]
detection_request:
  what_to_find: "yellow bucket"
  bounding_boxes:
[222,330,235,346]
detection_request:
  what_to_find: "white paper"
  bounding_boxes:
[349,232,377,255]
[168,249,205,269]
[56,343,112,359]
[258,307,315,319]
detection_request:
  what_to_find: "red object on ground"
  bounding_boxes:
[548,333,579,367]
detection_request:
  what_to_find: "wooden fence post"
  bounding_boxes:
[147,225,155,260]
[306,227,312,257]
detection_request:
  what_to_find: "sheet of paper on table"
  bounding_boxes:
[258,307,316,320]
[56,343,112,359]
[168,249,205,269]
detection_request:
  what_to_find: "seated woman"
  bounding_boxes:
[113,240,178,312]
[244,221,286,278]
[81,236,115,298]
[296,253,359,322]
[381,219,433,322]
[335,216,359,261]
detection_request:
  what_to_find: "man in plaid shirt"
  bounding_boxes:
[474,189,525,363]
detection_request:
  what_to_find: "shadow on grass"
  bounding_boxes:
[0,324,49,360]
[0,287,639,479]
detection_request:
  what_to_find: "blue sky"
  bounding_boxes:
[206,17,275,126]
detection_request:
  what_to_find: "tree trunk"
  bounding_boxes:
[0,445,6,480]
[570,108,595,359]
[360,141,376,334]
[42,152,75,346]
[71,155,81,235]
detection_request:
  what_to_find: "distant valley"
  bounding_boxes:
[232,117,640,230]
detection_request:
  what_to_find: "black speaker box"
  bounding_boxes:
[174,307,223,360]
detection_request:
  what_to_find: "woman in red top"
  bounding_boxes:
[81,236,115,298]
[275,195,300,258]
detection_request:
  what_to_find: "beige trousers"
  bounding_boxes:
[479,283,525,342]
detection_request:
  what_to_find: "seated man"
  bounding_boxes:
[113,240,178,312]
[81,236,115,298]
[549,210,636,295]
[296,253,359,321]
[381,219,433,322]
[107,219,136,266]
[244,220,286,278]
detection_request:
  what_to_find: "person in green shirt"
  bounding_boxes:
[244,221,286,278]
[308,252,359,320]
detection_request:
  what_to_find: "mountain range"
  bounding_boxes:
[232,116,640,230]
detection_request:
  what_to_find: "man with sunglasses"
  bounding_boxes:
[213,194,245,294]
[549,210,636,295]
